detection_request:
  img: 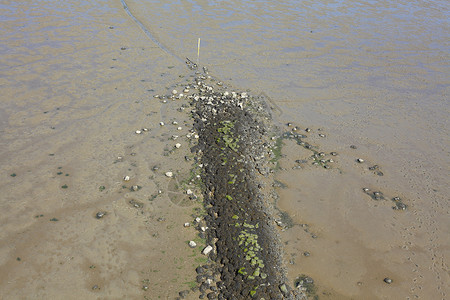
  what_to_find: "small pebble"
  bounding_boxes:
[189,241,197,248]
[186,189,193,195]
[184,222,190,227]
[175,143,181,148]
[172,89,178,95]
[96,212,106,219]
[363,188,370,192]
[383,277,393,284]
[135,130,142,134]
[202,245,213,255]
[172,121,178,125]
[357,158,364,163]
[165,172,173,178]
[159,122,165,126]
[179,290,189,298]
[393,202,407,210]
[177,127,182,131]
[123,175,130,181]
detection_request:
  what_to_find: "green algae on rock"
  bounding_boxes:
[186,63,303,299]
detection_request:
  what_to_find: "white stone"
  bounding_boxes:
[194,134,199,139]
[175,143,181,149]
[172,121,178,125]
[135,130,142,134]
[201,226,208,232]
[165,172,173,178]
[177,127,182,131]
[195,217,201,223]
[189,241,197,248]
[123,175,130,181]
[202,245,213,255]
[186,189,193,195]
[159,122,165,126]
[172,89,177,95]
[184,222,190,227]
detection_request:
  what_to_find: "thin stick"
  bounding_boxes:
[197,38,201,66]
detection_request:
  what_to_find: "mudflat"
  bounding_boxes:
[1,1,449,300]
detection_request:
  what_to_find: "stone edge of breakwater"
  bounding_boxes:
[184,62,305,299]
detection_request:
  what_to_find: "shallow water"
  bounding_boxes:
[125,0,450,298]
[0,0,449,299]
[1,1,203,299]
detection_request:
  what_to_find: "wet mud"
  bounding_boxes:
[1,0,448,299]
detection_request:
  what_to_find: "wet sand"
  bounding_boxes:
[1,1,205,299]
[1,0,449,299]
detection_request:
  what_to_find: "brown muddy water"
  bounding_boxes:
[0,0,449,299]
